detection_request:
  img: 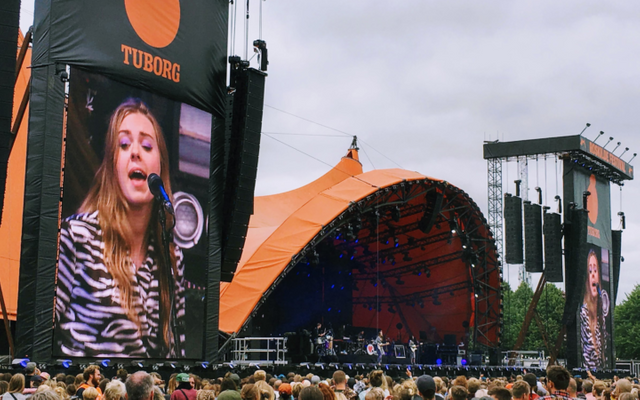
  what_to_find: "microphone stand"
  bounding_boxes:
[157,202,181,357]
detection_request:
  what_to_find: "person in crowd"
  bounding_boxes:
[580,249,607,369]
[523,374,540,400]
[5,374,28,400]
[104,380,126,400]
[75,366,102,399]
[278,384,292,400]
[55,98,186,358]
[512,381,531,400]
[332,371,356,400]
[568,379,578,399]
[317,383,334,400]
[614,380,632,397]
[0,382,9,396]
[242,385,260,400]
[540,366,571,400]
[416,376,436,400]
[170,374,197,400]
[363,388,383,400]
[255,381,275,400]
[359,371,387,400]
[126,372,154,400]
[83,387,99,400]
[488,387,511,400]
[451,387,468,400]
[583,381,594,400]
[30,392,62,400]
[300,387,323,400]
[593,382,606,400]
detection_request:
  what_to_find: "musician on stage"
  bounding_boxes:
[408,335,418,364]
[314,322,326,343]
[375,330,388,364]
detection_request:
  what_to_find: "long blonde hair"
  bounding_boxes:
[80,98,176,351]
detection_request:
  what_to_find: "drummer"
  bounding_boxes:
[314,322,326,344]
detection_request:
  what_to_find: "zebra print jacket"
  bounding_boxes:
[54,211,186,358]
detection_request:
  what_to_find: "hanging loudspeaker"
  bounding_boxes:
[504,194,523,264]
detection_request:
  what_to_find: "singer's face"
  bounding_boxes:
[116,112,162,209]
[588,253,599,298]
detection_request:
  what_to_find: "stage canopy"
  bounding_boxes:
[220,146,502,349]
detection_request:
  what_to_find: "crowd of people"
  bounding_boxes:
[0,363,638,400]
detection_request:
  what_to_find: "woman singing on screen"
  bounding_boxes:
[580,249,607,369]
[55,98,185,358]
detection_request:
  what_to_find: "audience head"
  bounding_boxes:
[416,375,436,400]
[299,386,323,400]
[568,379,577,398]
[512,381,531,400]
[546,366,571,392]
[8,373,26,393]
[616,380,632,395]
[125,371,154,400]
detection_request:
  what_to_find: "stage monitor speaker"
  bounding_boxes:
[612,230,622,305]
[544,212,563,282]
[524,201,543,272]
[221,68,266,282]
[421,344,437,364]
[504,194,523,264]
[469,351,483,365]
[0,2,20,224]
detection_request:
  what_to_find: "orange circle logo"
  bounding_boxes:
[587,174,599,224]
[125,0,180,48]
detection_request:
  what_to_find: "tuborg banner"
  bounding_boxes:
[44,0,227,117]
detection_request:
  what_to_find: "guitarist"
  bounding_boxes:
[408,335,418,365]
[375,330,389,364]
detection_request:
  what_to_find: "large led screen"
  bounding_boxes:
[53,67,211,358]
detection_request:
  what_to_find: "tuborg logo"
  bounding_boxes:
[121,0,182,82]
[124,0,180,48]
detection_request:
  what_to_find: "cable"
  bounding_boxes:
[262,131,345,137]
[265,104,404,168]
[360,143,376,169]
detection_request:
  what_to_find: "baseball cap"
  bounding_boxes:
[176,373,190,383]
[416,375,436,396]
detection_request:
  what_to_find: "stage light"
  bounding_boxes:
[131,360,144,368]
[461,359,467,366]
[603,136,614,149]
[432,295,441,306]
[436,359,443,366]
[389,255,396,265]
[612,142,621,153]
[394,237,399,248]
[11,358,29,368]
[311,250,320,265]
[620,147,629,157]
[100,359,111,368]
[630,153,637,163]
[402,252,412,262]
[593,130,604,143]
[388,306,396,313]
[56,359,72,369]
[391,206,401,222]
[396,277,404,285]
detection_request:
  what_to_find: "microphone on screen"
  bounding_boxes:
[147,173,175,215]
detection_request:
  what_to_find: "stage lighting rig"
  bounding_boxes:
[603,136,614,149]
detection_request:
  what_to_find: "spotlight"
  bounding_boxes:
[612,142,621,153]
[403,252,412,262]
[56,359,72,369]
[432,295,441,306]
[131,360,144,368]
[311,250,320,265]
[396,277,405,285]
[436,359,443,366]
[630,153,637,163]
[388,306,396,313]
[620,147,630,157]
[603,136,614,149]
[593,131,604,143]
[100,359,111,368]
[198,361,209,369]
[394,237,399,247]
[11,359,29,369]
[391,206,401,222]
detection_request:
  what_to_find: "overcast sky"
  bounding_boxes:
[19,2,640,304]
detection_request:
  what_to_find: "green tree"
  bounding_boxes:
[614,284,640,359]
[501,280,565,357]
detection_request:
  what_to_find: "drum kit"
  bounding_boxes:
[315,334,336,356]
